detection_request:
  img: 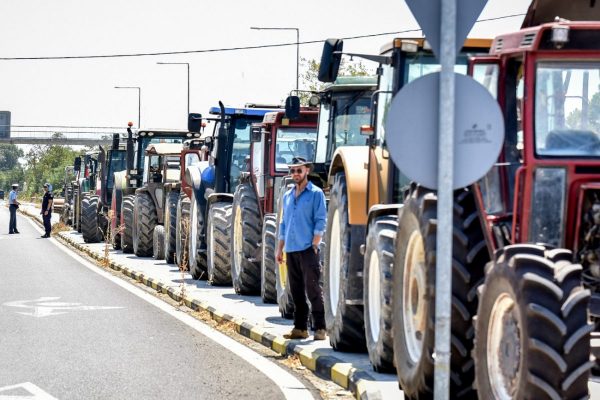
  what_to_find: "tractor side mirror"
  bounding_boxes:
[74,156,81,172]
[285,96,300,120]
[188,113,203,133]
[250,125,262,142]
[318,38,344,83]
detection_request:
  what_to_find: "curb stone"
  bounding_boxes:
[20,208,381,400]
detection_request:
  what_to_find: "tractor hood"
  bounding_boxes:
[522,0,600,28]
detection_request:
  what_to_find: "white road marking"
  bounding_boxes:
[2,297,124,318]
[24,217,313,400]
[0,382,58,399]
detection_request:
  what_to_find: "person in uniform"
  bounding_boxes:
[8,183,20,234]
[41,183,53,238]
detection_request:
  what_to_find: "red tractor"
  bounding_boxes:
[230,109,319,295]
[462,12,599,398]
[167,138,208,267]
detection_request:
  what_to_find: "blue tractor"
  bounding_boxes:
[185,102,282,283]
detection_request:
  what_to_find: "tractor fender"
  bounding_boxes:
[366,204,403,235]
[185,161,212,198]
[328,146,369,226]
[206,193,234,209]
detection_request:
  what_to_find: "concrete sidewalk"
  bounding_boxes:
[18,203,401,400]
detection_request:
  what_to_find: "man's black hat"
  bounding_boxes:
[288,156,312,168]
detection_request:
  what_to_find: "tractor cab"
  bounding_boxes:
[469,18,600,315]
[248,109,318,216]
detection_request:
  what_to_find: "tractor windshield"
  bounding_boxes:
[230,117,253,190]
[274,127,318,171]
[535,62,600,157]
[329,94,371,153]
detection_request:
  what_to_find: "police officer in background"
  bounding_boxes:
[8,183,20,234]
[41,183,53,238]
[276,157,327,341]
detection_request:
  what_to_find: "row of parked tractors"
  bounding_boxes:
[55,5,600,399]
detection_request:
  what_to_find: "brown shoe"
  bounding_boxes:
[283,328,309,339]
[313,329,326,341]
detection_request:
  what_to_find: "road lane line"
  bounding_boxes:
[23,216,313,400]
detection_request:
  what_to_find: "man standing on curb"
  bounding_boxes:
[276,157,327,341]
[8,183,20,234]
[41,183,53,238]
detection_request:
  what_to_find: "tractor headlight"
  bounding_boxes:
[529,167,566,247]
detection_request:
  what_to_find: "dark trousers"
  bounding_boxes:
[286,247,325,331]
[9,205,17,233]
[43,213,52,235]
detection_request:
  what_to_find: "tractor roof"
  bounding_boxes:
[145,143,184,155]
[522,0,600,28]
[323,76,377,92]
[262,109,319,125]
[379,37,492,56]
[137,129,191,138]
[208,105,284,117]
[490,21,600,55]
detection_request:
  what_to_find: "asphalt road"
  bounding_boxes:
[0,206,308,400]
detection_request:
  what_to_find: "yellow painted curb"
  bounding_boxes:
[250,326,265,343]
[272,336,289,355]
[299,348,317,371]
[355,379,369,400]
[331,363,353,389]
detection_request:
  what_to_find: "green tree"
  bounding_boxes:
[298,57,373,104]
[0,144,23,171]
[23,141,78,196]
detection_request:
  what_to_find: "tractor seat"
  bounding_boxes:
[545,129,600,152]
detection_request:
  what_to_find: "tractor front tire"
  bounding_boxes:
[474,244,592,400]
[176,196,191,270]
[261,213,278,304]
[188,191,207,279]
[164,190,179,264]
[231,183,262,295]
[363,214,397,373]
[133,192,157,257]
[153,225,165,260]
[121,195,135,253]
[81,195,103,243]
[207,201,233,286]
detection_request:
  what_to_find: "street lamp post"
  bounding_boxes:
[157,62,190,120]
[114,86,141,128]
[250,27,299,91]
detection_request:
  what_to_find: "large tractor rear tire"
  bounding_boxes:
[207,201,233,286]
[363,214,397,373]
[392,186,489,399]
[164,190,179,264]
[81,195,103,243]
[474,244,592,400]
[153,225,165,260]
[133,192,157,257]
[324,172,366,351]
[261,213,278,304]
[188,191,207,279]
[231,183,262,295]
[121,195,135,253]
[176,196,191,270]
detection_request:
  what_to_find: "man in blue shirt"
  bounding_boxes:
[276,157,327,340]
[8,183,20,234]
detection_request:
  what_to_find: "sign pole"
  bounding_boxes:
[434,0,457,398]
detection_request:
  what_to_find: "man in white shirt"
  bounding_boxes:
[8,183,20,234]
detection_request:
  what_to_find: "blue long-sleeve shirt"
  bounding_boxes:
[278,181,327,253]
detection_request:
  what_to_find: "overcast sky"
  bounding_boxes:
[0,0,529,132]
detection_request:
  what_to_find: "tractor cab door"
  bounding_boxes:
[249,124,265,201]
[470,56,525,250]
